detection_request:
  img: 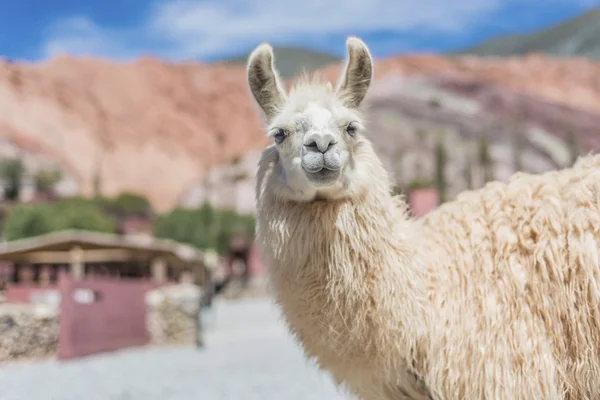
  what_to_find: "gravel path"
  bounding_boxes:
[0,298,350,400]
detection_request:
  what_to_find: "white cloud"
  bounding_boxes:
[39,0,598,60]
[42,16,139,59]
[147,0,502,58]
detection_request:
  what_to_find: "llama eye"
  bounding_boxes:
[345,122,357,137]
[272,128,288,144]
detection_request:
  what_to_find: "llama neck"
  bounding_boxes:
[256,165,430,373]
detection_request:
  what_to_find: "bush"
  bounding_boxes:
[434,134,448,203]
[0,158,25,201]
[3,199,116,241]
[154,203,255,254]
[478,136,494,183]
[34,168,62,194]
[96,192,153,218]
[408,178,435,190]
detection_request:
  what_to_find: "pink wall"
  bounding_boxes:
[407,188,439,218]
[5,284,59,303]
[247,242,264,277]
[57,273,155,360]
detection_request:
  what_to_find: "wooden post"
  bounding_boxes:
[69,246,84,280]
[12,263,19,284]
[151,257,167,283]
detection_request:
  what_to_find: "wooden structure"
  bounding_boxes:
[0,230,209,291]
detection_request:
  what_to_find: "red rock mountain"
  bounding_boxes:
[1,53,600,211]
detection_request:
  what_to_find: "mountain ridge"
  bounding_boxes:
[216,46,340,78]
[459,7,600,58]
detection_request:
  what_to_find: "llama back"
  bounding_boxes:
[414,154,600,398]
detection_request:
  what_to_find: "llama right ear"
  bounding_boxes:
[336,37,373,109]
[247,43,287,122]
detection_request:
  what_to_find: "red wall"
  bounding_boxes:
[57,273,156,360]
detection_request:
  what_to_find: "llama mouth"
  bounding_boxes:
[303,167,340,186]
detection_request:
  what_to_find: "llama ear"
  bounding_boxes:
[336,37,373,108]
[247,43,287,122]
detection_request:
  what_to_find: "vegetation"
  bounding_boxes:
[34,167,62,194]
[0,191,153,241]
[0,158,25,201]
[433,134,448,203]
[92,170,102,198]
[566,131,581,166]
[3,198,116,241]
[154,202,256,254]
[96,192,153,218]
[478,136,494,183]
[0,177,253,255]
[408,178,435,191]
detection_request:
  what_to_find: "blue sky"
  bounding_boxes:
[0,0,599,63]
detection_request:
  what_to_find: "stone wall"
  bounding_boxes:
[146,283,202,346]
[0,283,203,364]
[0,303,58,364]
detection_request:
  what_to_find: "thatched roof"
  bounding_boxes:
[0,230,212,268]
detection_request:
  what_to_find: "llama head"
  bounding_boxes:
[247,37,376,202]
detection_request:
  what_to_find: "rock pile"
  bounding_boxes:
[0,303,58,363]
[146,283,202,346]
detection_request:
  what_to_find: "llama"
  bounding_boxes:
[247,37,600,400]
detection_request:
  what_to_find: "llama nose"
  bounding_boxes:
[303,132,337,153]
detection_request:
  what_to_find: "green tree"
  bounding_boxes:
[154,204,216,251]
[34,168,62,194]
[0,158,25,201]
[2,199,116,241]
[408,178,435,191]
[154,202,256,254]
[478,136,494,183]
[434,134,448,203]
[98,192,153,218]
[2,205,55,240]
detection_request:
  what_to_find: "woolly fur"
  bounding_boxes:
[251,40,600,400]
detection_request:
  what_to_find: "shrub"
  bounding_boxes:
[154,202,256,254]
[2,199,116,241]
[478,136,494,183]
[0,158,25,201]
[34,168,62,194]
[96,192,153,218]
[434,134,448,203]
[408,178,435,191]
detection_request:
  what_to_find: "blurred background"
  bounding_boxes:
[0,0,599,399]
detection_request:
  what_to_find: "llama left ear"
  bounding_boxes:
[336,37,373,108]
[246,43,287,122]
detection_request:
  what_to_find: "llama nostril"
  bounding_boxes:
[306,140,319,150]
[304,139,337,153]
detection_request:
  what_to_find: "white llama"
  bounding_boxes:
[247,36,600,400]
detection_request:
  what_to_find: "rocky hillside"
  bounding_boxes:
[1,53,600,212]
[191,68,600,214]
[219,46,340,78]
[0,56,268,211]
[459,7,600,59]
